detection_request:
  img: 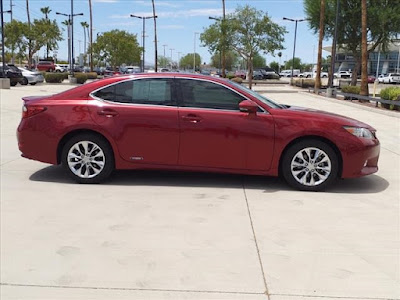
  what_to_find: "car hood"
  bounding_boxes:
[274,105,376,130]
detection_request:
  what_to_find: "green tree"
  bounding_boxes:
[90,30,141,68]
[179,53,201,71]
[4,20,28,62]
[269,61,280,73]
[202,5,286,88]
[284,57,302,70]
[158,55,171,68]
[253,53,266,68]
[26,18,62,64]
[210,50,238,70]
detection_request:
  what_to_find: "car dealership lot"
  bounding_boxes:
[1,83,399,300]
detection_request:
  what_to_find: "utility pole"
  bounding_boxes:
[193,32,199,73]
[151,0,158,72]
[221,0,226,77]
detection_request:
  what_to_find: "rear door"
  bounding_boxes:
[89,78,180,165]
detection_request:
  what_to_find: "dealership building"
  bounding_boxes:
[324,42,400,75]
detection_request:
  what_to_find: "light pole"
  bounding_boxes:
[178,51,181,69]
[283,17,307,80]
[1,0,11,77]
[209,15,226,77]
[169,48,174,68]
[56,11,83,76]
[130,14,157,73]
[193,32,199,73]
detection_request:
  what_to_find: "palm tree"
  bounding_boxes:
[40,6,52,59]
[315,0,325,92]
[89,0,93,71]
[360,0,368,96]
[81,21,89,55]
[152,0,158,72]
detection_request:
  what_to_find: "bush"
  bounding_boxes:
[226,74,235,79]
[85,72,98,79]
[74,73,88,84]
[380,87,400,110]
[44,73,65,83]
[231,77,243,84]
[341,85,361,94]
[293,78,315,88]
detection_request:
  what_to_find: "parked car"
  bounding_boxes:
[55,64,67,72]
[334,71,352,78]
[380,73,400,84]
[377,74,386,83]
[234,70,246,79]
[367,75,376,83]
[18,67,44,85]
[279,69,300,77]
[36,61,55,72]
[17,73,380,191]
[0,64,24,86]
[252,70,264,80]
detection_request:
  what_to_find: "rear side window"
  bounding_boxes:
[178,79,245,110]
[93,78,175,105]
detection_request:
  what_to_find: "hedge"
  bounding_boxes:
[380,87,400,110]
[74,73,88,84]
[231,77,243,84]
[341,85,361,94]
[293,78,315,88]
[44,73,65,83]
[85,72,98,79]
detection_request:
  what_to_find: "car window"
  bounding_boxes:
[178,79,245,110]
[93,78,174,105]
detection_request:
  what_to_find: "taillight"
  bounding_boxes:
[22,105,47,119]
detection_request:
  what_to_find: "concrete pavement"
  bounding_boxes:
[1,82,399,300]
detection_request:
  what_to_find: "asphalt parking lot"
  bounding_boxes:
[1,82,399,300]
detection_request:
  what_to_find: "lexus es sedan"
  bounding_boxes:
[17,73,380,191]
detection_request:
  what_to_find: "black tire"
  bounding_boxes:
[10,82,17,86]
[281,139,339,191]
[21,77,29,85]
[30,82,37,85]
[61,133,114,184]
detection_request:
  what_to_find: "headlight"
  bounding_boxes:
[343,126,375,139]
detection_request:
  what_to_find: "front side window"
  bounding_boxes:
[178,79,245,110]
[93,78,174,105]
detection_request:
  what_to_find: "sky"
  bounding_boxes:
[7,0,331,67]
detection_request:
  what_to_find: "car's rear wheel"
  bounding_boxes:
[282,139,339,191]
[62,134,114,183]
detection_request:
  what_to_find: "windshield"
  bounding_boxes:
[229,81,284,109]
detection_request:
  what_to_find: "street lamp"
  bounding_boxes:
[56,11,83,76]
[169,48,174,68]
[130,14,157,73]
[209,16,226,77]
[283,17,308,80]
[193,32,200,73]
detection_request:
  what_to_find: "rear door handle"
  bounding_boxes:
[181,114,202,123]
[98,109,118,117]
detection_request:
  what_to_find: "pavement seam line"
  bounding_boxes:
[242,180,271,300]
[270,293,399,300]
[0,283,264,295]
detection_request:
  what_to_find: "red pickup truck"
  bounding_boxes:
[36,61,55,72]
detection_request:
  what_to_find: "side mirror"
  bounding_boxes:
[239,100,258,114]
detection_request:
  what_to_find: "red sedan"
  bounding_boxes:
[17,73,380,191]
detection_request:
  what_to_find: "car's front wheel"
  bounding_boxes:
[282,139,339,191]
[21,77,28,85]
[62,134,114,183]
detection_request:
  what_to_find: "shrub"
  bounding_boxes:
[44,73,65,83]
[86,72,98,79]
[341,85,360,94]
[380,87,400,110]
[227,74,235,79]
[293,78,315,88]
[74,73,88,84]
[62,72,69,80]
[231,77,243,84]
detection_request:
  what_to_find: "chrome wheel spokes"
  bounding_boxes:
[291,147,331,186]
[67,141,105,178]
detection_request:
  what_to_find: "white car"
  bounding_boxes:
[381,73,400,84]
[55,64,68,72]
[18,67,44,85]
[334,71,352,78]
